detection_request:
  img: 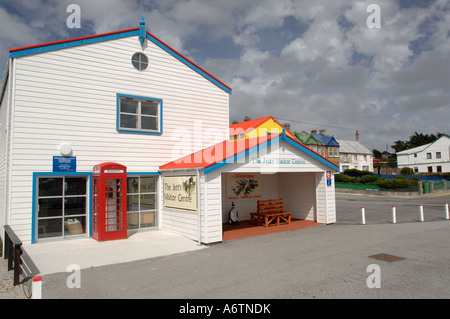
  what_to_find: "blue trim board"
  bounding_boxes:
[32,172,93,244]
[116,93,163,135]
[145,33,232,95]
[9,29,140,59]
[8,25,231,95]
[204,134,339,175]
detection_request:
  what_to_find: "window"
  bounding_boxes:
[131,52,148,71]
[427,153,432,159]
[428,166,433,173]
[414,167,418,173]
[436,152,441,159]
[414,153,417,158]
[117,94,162,135]
[37,176,88,240]
[127,176,158,230]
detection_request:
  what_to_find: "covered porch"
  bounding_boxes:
[222,218,323,241]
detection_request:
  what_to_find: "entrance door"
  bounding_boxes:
[36,176,88,240]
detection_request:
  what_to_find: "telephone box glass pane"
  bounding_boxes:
[141,116,158,130]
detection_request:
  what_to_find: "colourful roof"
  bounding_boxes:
[160,131,339,174]
[229,115,296,139]
[8,20,232,95]
[294,132,320,145]
[229,116,274,134]
[312,134,340,147]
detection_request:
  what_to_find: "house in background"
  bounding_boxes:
[337,130,374,172]
[229,115,296,140]
[294,131,321,152]
[397,134,450,173]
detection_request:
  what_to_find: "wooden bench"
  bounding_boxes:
[250,199,292,227]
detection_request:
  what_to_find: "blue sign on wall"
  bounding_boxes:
[53,156,76,172]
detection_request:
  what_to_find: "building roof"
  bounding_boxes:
[294,132,320,145]
[229,115,296,139]
[5,18,232,95]
[337,139,372,155]
[312,134,340,147]
[229,116,274,135]
[160,130,340,174]
[396,134,450,155]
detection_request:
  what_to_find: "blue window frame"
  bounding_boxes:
[117,93,163,135]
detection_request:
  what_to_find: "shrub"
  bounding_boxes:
[360,175,383,184]
[335,174,352,182]
[377,179,411,189]
[400,167,415,175]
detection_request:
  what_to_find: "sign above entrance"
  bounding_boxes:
[53,156,76,172]
[251,157,306,165]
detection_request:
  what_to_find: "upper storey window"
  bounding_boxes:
[117,94,162,135]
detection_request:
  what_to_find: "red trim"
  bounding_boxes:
[9,27,140,53]
[147,31,232,92]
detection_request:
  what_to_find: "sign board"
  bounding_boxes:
[53,156,76,172]
[163,176,197,211]
[326,171,332,187]
[226,173,263,200]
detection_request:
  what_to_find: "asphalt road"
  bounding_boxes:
[41,192,450,302]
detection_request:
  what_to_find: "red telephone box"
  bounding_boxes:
[92,162,127,241]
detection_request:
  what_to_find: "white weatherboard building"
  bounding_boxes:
[397,134,450,174]
[0,18,338,246]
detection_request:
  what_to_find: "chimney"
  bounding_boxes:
[244,116,251,122]
[319,129,326,136]
[284,123,291,131]
[356,130,360,142]
[311,129,317,134]
[232,120,239,124]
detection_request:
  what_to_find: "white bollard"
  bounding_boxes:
[361,207,366,225]
[32,276,42,299]
[392,206,397,224]
[445,203,449,220]
[419,205,424,222]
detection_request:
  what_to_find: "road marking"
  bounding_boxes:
[425,193,450,199]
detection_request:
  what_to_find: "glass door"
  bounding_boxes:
[37,176,88,240]
[127,176,157,231]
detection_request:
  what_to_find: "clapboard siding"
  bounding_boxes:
[6,34,229,243]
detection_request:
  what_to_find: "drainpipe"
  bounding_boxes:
[3,58,13,231]
[196,168,201,246]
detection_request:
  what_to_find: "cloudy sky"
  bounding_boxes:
[0,0,448,152]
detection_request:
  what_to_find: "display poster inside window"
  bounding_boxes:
[226,173,263,200]
[163,176,197,211]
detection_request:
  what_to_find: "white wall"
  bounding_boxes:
[397,136,450,173]
[6,35,229,243]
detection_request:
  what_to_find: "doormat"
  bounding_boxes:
[368,253,405,262]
